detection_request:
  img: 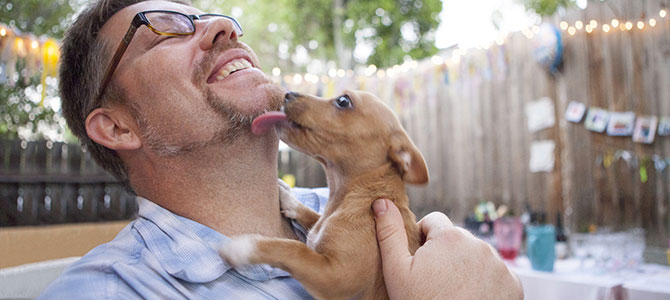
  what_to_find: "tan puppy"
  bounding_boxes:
[220,90,429,300]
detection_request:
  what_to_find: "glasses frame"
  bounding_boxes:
[96,10,243,101]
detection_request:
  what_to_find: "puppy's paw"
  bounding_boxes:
[218,234,262,268]
[278,183,301,220]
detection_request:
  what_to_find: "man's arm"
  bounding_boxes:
[372,199,523,299]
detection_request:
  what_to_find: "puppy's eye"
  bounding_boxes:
[334,95,353,109]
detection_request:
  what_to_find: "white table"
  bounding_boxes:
[0,257,80,299]
[506,257,670,300]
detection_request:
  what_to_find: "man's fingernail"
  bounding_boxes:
[372,199,387,217]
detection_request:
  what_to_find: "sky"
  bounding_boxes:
[435,0,541,49]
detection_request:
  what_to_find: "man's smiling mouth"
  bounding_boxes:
[214,58,253,81]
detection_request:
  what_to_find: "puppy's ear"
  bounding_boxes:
[388,132,429,185]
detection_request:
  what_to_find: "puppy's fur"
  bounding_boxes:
[220,90,429,300]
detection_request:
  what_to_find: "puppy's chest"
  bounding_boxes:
[306,215,331,249]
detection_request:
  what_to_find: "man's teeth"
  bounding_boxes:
[215,59,253,81]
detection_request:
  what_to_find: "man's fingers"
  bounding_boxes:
[417,212,453,241]
[373,199,411,275]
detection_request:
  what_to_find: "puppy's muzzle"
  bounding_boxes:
[284,92,299,103]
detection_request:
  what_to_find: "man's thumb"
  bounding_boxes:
[373,199,411,272]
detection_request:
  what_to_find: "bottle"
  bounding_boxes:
[555,212,568,259]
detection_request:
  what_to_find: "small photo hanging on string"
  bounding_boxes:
[606,112,635,136]
[565,101,586,123]
[584,107,609,133]
[657,117,670,136]
[632,116,658,144]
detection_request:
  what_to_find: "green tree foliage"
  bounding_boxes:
[195,0,442,71]
[522,0,573,16]
[0,60,68,140]
[279,0,442,69]
[0,0,80,141]
[0,0,86,39]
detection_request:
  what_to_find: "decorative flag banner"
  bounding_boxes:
[633,116,658,144]
[640,157,649,183]
[526,97,555,132]
[565,101,586,123]
[615,150,637,168]
[595,148,670,184]
[658,117,670,136]
[584,107,610,133]
[40,39,60,106]
[606,112,636,136]
[653,155,667,173]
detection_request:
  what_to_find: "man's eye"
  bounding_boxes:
[156,36,175,44]
[149,36,174,48]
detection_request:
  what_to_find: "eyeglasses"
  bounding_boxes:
[97,10,243,101]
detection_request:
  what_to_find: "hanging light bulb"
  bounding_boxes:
[603,24,611,32]
[625,21,633,30]
[560,21,569,30]
[568,26,576,35]
[660,9,667,18]
[649,18,657,27]
[585,24,593,33]
[575,21,584,30]
[590,20,598,28]
[637,21,644,29]
[611,19,620,27]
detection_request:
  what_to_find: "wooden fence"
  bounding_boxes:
[0,139,136,226]
[379,0,670,250]
[0,139,324,226]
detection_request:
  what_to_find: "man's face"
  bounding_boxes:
[99,0,284,155]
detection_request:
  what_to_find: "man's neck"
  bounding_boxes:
[127,134,296,240]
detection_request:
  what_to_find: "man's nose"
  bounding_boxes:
[198,17,239,51]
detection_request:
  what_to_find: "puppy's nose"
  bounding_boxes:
[284,92,299,103]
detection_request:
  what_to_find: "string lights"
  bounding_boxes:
[557,8,666,36]
[0,23,61,105]
[273,6,667,84]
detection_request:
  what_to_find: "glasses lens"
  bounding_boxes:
[145,12,194,34]
[200,14,244,36]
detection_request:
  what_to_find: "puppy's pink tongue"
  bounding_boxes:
[252,111,288,135]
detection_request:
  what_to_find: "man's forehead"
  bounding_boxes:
[100,0,200,41]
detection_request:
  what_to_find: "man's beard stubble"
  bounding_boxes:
[139,41,282,157]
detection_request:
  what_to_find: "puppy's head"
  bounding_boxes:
[255,90,428,184]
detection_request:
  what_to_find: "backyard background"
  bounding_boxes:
[1,0,669,265]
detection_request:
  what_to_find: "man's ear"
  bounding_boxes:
[85,107,141,151]
[388,131,429,185]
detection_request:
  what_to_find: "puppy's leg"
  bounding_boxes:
[278,181,320,230]
[220,235,355,300]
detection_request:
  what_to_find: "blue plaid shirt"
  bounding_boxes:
[38,187,329,300]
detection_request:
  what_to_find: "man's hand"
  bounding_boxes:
[373,199,523,299]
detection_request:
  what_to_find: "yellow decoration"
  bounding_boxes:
[13,37,27,57]
[604,152,614,168]
[281,174,296,188]
[325,80,335,98]
[40,39,60,106]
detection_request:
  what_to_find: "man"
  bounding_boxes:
[39,0,522,298]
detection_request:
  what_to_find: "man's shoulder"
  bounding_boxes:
[37,222,145,299]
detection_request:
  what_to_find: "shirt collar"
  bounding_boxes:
[133,196,309,283]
